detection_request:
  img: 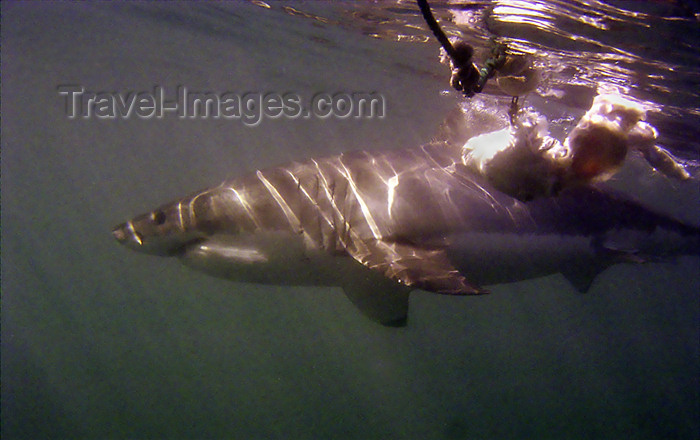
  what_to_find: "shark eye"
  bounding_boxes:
[521,193,534,202]
[151,210,166,225]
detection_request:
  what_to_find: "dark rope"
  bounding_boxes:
[416,0,506,97]
[416,0,458,60]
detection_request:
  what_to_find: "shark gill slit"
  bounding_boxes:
[285,169,336,250]
[314,160,352,249]
[256,170,303,234]
[177,201,186,232]
[338,160,381,240]
[228,186,262,230]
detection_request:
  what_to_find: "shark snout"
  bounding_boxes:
[111,217,203,256]
[112,224,128,242]
[112,222,143,247]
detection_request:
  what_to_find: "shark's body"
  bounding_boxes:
[113,142,699,325]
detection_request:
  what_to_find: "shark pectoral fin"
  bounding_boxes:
[333,252,410,326]
[349,238,487,296]
[561,260,610,293]
[341,279,410,327]
[561,268,599,293]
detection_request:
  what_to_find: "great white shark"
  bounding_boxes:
[113,141,699,326]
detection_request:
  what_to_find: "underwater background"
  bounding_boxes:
[2,1,699,439]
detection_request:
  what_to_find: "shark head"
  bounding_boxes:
[112,202,205,256]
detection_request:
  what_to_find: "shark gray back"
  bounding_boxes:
[113,142,699,326]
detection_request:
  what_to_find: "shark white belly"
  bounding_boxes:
[112,142,699,326]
